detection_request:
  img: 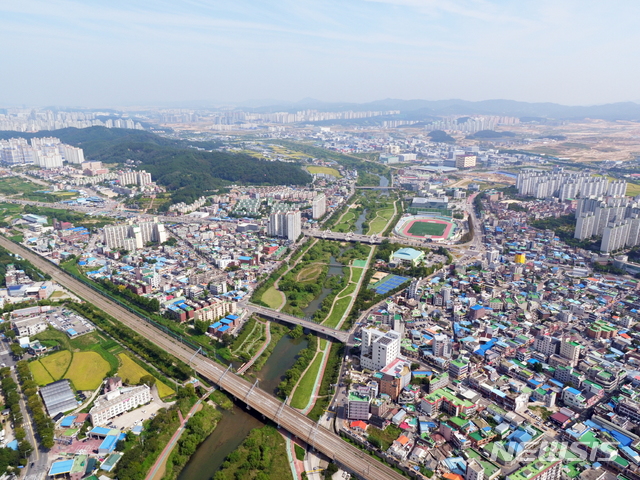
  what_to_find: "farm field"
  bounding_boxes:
[40,350,72,379]
[29,360,54,385]
[307,166,341,178]
[65,352,111,390]
[116,353,175,398]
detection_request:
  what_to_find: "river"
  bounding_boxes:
[177,333,309,480]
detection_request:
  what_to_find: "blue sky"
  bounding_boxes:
[1,0,638,107]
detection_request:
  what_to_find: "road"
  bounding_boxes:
[0,236,405,480]
[247,305,349,343]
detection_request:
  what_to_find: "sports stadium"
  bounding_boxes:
[394,214,457,242]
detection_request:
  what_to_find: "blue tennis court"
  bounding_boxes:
[370,274,410,295]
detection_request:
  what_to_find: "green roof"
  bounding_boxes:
[507,459,560,480]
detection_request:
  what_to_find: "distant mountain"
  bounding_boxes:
[0,127,312,205]
[247,98,640,121]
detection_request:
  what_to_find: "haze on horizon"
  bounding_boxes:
[1,0,639,108]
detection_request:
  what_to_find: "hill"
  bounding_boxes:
[0,127,311,204]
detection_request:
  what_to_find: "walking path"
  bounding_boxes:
[237,321,271,375]
[145,392,209,480]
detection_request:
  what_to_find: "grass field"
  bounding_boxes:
[296,263,323,283]
[261,286,283,309]
[0,177,42,197]
[307,166,341,178]
[116,353,175,398]
[324,295,352,329]
[351,267,364,283]
[290,353,324,409]
[367,207,395,235]
[65,352,111,390]
[407,220,447,237]
[333,210,356,232]
[40,350,72,379]
[29,360,54,385]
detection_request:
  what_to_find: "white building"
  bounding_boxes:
[558,340,582,366]
[267,210,301,241]
[312,193,326,219]
[103,220,167,250]
[89,385,152,425]
[360,327,401,371]
[13,315,48,337]
[466,459,484,480]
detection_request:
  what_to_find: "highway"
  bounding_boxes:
[246,305,349,343]
[0,236,406,480]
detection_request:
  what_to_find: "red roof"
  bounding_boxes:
[550,412,570,423]
[350,420,367,430]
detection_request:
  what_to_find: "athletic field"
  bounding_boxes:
[407,221,447,237]
[394,215,456,240]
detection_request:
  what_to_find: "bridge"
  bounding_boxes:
[0,237,405,480]
[246,305,350,343]
[304,229,384,244]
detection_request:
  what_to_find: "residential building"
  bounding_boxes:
[312,193,326,219]
[360,328,401,371]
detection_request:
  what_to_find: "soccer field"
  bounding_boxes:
[407,221,447,237]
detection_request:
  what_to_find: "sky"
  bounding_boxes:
[1,0,639,107]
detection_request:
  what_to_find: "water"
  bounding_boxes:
[354,210,367,234]
[177,334,309,480]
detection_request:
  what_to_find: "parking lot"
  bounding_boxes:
[47,308,95,337]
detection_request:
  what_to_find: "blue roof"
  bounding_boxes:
[60,415,76,427]
[218,325,230,333]
[99,435,118,452]
[6,440,18,451]
[89,426,111,436]
[566,387,581,395]
[66,328,77,336]
[49,460,74,475]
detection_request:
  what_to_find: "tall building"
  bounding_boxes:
[486,249,499,264]
[455,154,477,169]
[267,210,301,241]
[433,334,452,358]
[312,193,326,219]
[601,220,631,253]
[103,220,167,250]
[466,459,484,480]
[559,339,582,366]
[360,327,401,371]
[534,335,558,357]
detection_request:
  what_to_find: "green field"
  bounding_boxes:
[407,220,448,237]
[116,353,175,398]
[0,177,42,197]
[333,210,357,232]
[261,286,283,309]
[65,352,111,390]
[290,353,324,409]
[307,166,341,178]
[367,207,395,235]
[323,295,352,328]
